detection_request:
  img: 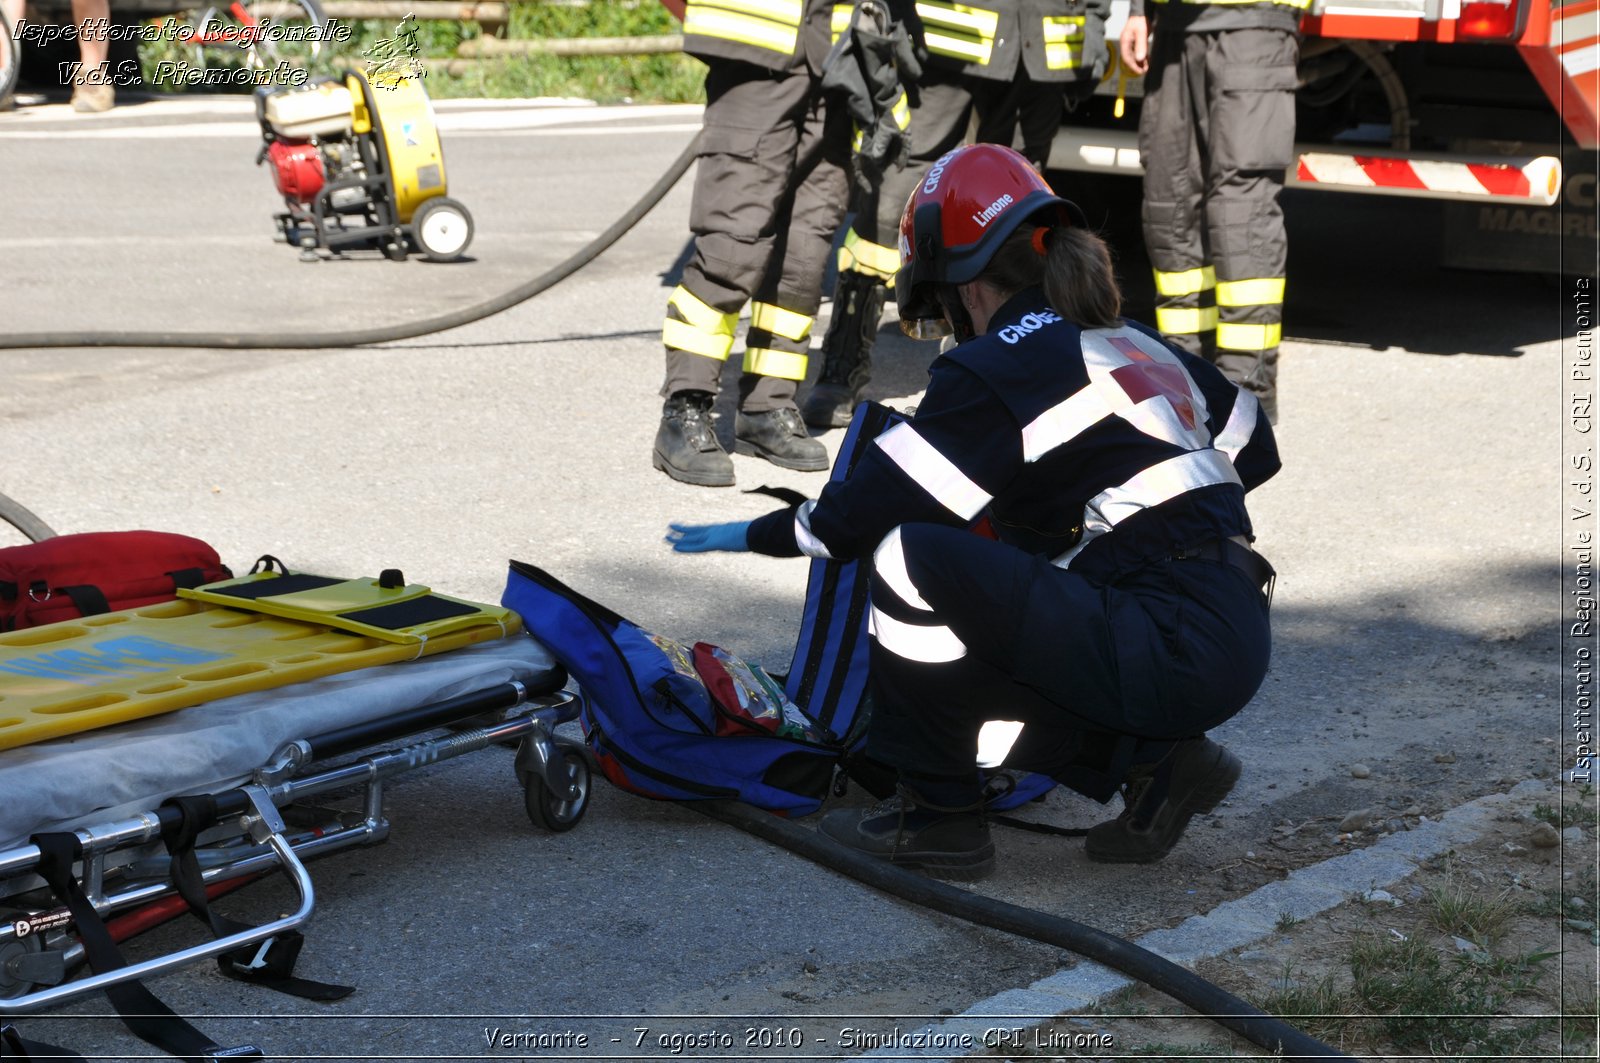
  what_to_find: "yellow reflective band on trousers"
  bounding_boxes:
[1042,15,1086,70]
[750,301,814,342]
[1153,265,1216,298]
[664,285,738,360]
[1216,277,1286,308]
[684,0,803,56]
[837,228,901,281]
[1155,305,1218,335]
[1216,321,1283,351]
[744,346,810,380]
[916,1,998,65]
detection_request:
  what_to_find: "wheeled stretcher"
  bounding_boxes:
[0,631,589,1050]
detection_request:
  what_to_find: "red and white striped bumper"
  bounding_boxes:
[1290,151,1562,205]
[1047,127,1562,206]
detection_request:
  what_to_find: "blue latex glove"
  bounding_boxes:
[665,520,751,553]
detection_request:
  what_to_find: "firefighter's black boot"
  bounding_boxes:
[818,773,994,881]
[653,390,734,487]
[1084,738,1241,863]
[734,407,828,472]
[802,271,887,429]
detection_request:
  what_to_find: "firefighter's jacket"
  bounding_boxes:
[681,0,910,74]
[910,0,1111,84]
[680,1,1108,84]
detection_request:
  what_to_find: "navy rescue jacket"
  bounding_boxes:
[746,287,1280,584]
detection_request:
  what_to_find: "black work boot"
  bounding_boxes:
[818,784,995,880]
[802,271,887,429]
[734,407,828,472]
[653,390,734,487]
[1084,738,1241,864]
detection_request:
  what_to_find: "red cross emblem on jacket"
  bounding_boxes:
[1106,336,1198,432]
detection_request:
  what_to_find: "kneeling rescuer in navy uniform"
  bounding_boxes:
[667,144,1280,880]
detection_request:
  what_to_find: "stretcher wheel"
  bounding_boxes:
[0,909,44,1000]
[411,197,474,262]
[522,740,590,832]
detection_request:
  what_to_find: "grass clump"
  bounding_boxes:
[1345,930,1553,1057]
[1424,869,1518,946]
[1259,965,1354,1044]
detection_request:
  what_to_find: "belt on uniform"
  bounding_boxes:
[1173,537,1276,603]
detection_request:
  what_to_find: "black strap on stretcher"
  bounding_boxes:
[50,568,211,621]
[27,831,265,1063]
[158,795,353,1003]
[2,1020,87,1062]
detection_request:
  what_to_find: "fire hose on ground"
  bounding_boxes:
[1,135,1355,1061]
[698,801,1358,1062]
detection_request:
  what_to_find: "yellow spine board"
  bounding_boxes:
[0,598,520,752]
[349,70,447,223]
[177,572,517,646]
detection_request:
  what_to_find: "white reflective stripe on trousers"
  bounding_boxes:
[872,526,933,611]
[869,607,968,663]
[976,720,1024,769]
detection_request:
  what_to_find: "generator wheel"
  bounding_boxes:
[411,197,474,262]
[521,740,590,833]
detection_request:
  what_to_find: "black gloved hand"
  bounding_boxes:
[821,1,920,195]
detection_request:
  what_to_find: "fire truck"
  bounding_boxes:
[1060,0,1596,273]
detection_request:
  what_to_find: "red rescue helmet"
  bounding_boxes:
[895,143,1087,338]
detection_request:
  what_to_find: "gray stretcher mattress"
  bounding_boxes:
[0,635,563,851]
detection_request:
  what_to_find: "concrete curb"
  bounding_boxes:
[848,779,1558,1061]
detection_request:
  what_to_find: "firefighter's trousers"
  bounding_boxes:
[662,58,851,412]
[863,523,1270,801]
[1138,26,1298,415]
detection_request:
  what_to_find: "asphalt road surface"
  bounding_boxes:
[0,93,1579,1062]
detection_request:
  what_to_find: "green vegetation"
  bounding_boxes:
[1424,869,1519,945]
[139,1,703,102]
[1253,858,1596,1061]
[1350,930,1554,1057]
[1262,933,1556,1058]
[1259,965,1349,1043]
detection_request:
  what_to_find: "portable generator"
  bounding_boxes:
[255,70,474,262]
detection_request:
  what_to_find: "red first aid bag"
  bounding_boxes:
[0,531,231,631]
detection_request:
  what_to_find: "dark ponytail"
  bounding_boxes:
[980,221,1122,330]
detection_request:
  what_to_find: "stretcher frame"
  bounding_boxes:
[0,669,588,1019]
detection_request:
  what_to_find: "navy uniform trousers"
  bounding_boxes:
[864,522,1271,802]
